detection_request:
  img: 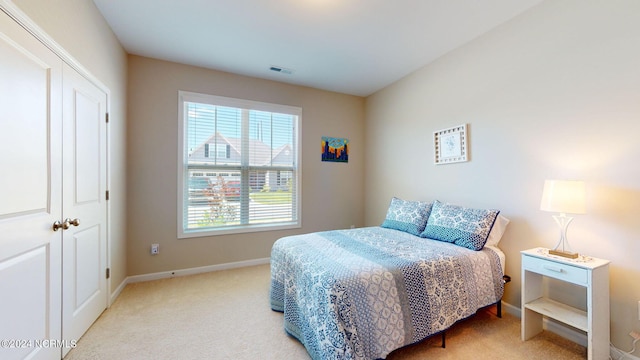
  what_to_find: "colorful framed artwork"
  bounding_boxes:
[434,124,468,164]
[321,136,349,163]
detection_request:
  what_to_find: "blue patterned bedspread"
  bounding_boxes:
[270,227,504,360]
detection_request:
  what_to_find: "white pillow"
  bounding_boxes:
[485,215,510,247]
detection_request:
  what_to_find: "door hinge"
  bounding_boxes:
[106,268,110,279]
[106,112,109,123]
[106,190,109,201]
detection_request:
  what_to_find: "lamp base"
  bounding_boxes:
[548,249,579,259]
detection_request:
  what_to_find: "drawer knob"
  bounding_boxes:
[543,265,564,273]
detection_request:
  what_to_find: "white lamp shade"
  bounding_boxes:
[540,180,586,214]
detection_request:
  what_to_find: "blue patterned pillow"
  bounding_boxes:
[381,197,433,236]
[420,200,499,251]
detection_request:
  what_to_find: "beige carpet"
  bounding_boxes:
[64,264,586,360]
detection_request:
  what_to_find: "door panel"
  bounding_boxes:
[0,9,62,360]
[0,248,50,359]
[72,225,102,310]
[0,28,48,217]
[62,64,107,356]
[74,90,101,204]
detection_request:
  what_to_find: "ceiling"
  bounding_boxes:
[93,0,543,97]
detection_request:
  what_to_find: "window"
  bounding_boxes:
[204,143,230,159]
[178,91,301,237]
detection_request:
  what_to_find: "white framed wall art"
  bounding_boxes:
[434,123,468,164]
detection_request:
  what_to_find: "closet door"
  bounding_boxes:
[61,64,108,356]
[0,9,63,360]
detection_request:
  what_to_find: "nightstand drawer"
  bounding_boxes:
[522,255,588,286]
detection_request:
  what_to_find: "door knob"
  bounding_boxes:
[53,218,80,231]
[62,218,80,229]
[53,220,63,231]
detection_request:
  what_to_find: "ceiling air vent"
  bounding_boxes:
[269,66,293,75]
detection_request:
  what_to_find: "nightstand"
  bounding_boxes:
[521,248,610,360]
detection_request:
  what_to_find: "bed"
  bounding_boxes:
[270,199,507,360]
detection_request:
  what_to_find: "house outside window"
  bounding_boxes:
[178,91,301,237]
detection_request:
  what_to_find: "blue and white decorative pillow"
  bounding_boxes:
[381,197,433,236]
[420,200,499,251]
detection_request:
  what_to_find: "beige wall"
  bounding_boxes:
[127,55,365,275]
[365,0,640,350]
[12,0,128,297]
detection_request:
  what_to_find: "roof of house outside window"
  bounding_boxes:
[189,132,292,166]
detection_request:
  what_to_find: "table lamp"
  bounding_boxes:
[539,180,586,259]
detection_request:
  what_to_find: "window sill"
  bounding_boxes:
[178,221,301,239]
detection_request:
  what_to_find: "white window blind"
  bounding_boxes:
[178,91,301,237]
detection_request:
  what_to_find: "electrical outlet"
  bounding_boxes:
[630,331,640,341]
[151,244,159,255]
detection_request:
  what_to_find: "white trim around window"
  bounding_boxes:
[177,91,302,238]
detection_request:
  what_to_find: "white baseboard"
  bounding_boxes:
[104,258,268,313]
[107,258,270,306]
[126,257,271,284]
[501,301,521,317]
[503,301,639,360]
[109,277,128,306]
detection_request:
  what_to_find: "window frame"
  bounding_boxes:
[177,91,302,238]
